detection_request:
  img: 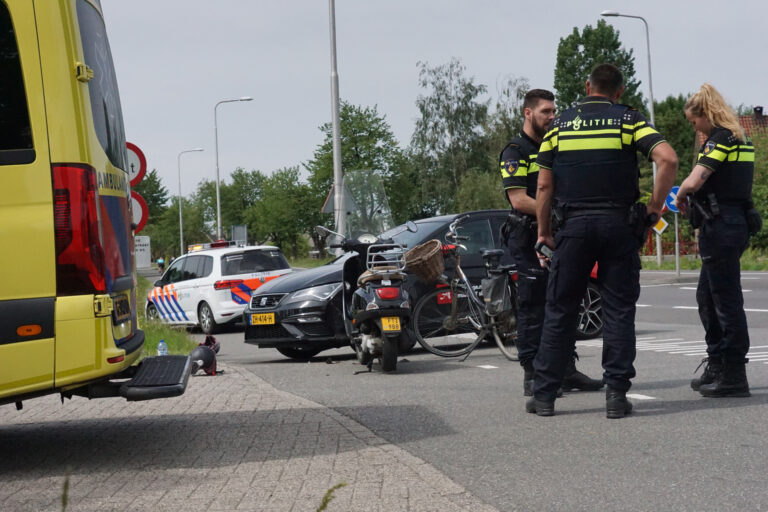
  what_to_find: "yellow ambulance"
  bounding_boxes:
[0,0,189,409]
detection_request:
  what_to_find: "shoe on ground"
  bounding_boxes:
[605,387,633,419]
[691,356,723,391]
[699,359,751,397]
[562,369,604,392]
[525,398,555,416]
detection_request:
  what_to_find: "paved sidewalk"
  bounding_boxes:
[0,365,496,512]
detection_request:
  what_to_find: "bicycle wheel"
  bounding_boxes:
[491,279,519,361]
[413,287,485,357]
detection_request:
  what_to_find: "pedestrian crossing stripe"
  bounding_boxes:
[576,338,768,364]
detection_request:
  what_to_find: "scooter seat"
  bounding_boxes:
[357,268,405,286]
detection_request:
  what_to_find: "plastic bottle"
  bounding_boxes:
[157,339,168,356]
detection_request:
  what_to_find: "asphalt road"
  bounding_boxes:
[196,271,768,511]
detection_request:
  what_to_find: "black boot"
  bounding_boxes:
[562,355,604,392]
[690,356,723,391]
[606,387,633,419]
[525,397,555,416]
[699,359,751,397]
[523,361,534,397]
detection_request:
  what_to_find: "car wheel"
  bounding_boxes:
[576,282,603,340]
[276,347,322,360]
[198,302,218,334]
[146,302,159,321]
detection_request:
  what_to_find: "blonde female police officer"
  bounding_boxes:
[675,84,756,398]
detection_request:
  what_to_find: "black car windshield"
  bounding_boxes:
[221,249,290,275]
[382,220,446,248]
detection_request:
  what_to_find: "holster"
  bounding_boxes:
[688,195,714,229]
[503,212,535,247]
[745,200,763,236]
[627,202,657,248]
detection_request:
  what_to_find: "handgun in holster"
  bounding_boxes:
[688,195,714,229]
[628,202,658,248]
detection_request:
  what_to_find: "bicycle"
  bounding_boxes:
[409,215,519,361]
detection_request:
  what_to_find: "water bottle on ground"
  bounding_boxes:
[157,339,168,356]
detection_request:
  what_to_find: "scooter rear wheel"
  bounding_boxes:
[381,335,398,372]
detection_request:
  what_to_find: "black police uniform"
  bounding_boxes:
[532,96,665,401]
[499,132,546,366]
[692,128,753,364]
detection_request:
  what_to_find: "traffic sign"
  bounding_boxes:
[653,217,669,235]
[131,190,149,234]
[665,186,680,213]
[126,142,147,187]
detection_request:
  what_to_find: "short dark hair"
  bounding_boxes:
[588,64,623,96]
[523,89,554,110]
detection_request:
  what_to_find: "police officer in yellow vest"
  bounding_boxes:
[675,83,757,397]
[499,89,602,396]
[528,64,678,418]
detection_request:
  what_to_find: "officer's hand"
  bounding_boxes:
[674,192,689,215]
[645,203,663,222]
[535,235,555,269]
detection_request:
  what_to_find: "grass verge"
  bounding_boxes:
[641,247,768,271]
[289,256,334,269]
[137,276,199,357]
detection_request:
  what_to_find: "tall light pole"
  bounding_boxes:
[601,10,662,265]
[177,148,204,256]
[214,96,252,240]
[328,0,345,239]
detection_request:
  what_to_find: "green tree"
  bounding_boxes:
[132,168,169,220]
[748,128,768,250]
[410,58,491,215]
[485,75,530,173]
[653,94,696,181]
[553,19,644,112]
[305,101,409,247]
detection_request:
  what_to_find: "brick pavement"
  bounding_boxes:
[0,365,497,512]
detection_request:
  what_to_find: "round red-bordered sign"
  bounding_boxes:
[131,190,149,234]
[126,142,147,187]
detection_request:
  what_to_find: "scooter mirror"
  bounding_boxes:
[405,220,418,233]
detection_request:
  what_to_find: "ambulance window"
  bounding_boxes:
[76,0,126,170]
[0,2,35,165]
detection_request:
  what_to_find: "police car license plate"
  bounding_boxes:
[251,313,275,325]
[381,316,400,331]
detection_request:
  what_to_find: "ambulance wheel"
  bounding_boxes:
[198,302,219,334]
[146,303,159,321]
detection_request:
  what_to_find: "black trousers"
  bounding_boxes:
[506,232,547,366]
[697,209,750,362]
[533,215,640,401]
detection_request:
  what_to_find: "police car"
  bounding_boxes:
[146,242,292,334]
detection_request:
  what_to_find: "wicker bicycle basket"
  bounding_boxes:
[405,239,444,283]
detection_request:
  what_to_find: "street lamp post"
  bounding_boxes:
[601,10,662,266]
[328,0,345,240]
[214,96,252,240]
[177,148,204,256]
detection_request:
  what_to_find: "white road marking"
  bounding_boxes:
[626,393,656,400]
[680,287,697,290]
[745,309,768,312]
[637,338,685,343]
[476,365,497,369]
[637,304,652,307]
[673,306,698,310]
[641,283,673,288]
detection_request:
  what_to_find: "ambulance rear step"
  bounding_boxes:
[119,355,192,401]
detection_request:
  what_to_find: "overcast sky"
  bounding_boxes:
[105,0,767,197]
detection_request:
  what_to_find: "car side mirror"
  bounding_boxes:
[153,280,163,287]
[406,220,417,233]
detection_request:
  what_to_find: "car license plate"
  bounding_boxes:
[381,316,400,331]
[251,313,275,325]
[112,295,131,323]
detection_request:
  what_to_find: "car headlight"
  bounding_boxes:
[283,282,342,305]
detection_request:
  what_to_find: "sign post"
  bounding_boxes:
[665,186,681,277]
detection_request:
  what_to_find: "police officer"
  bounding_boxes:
[527,64,678,418]
[499,89,603,396]
[675,83,755,397]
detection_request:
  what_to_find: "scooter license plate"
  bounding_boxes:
[251,313,275,325]
[381,316,401,332]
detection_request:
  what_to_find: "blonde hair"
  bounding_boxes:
[685,83,745,141]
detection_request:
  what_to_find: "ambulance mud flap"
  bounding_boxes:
[119,355,192,401]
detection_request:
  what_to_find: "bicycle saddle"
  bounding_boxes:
[481,249,505,260]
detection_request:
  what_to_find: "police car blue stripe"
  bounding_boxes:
[155,291,174,321]
[158,288,181,321]
[169,293,190,321]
